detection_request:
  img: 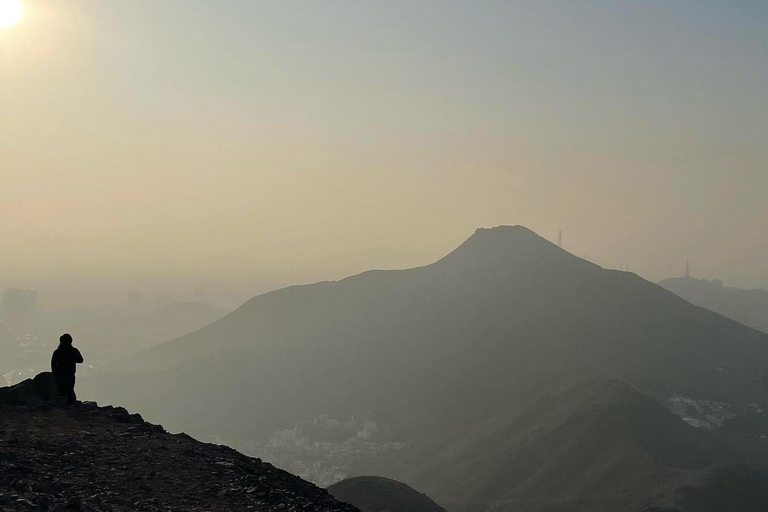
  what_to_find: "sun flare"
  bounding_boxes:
[0,0,22,28]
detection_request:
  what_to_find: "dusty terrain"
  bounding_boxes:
[0,399,358,512]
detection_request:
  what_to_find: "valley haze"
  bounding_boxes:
[3,2,768,511]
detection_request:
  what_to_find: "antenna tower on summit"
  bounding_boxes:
[686,258,690,278]
[557,230,563,249]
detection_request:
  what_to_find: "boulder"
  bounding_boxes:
[0,372,64,405]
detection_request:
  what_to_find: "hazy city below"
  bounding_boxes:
[1,287,230,385]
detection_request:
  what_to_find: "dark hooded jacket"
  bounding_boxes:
[51,342,84,376]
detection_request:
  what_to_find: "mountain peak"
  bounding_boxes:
[471,225,546,243]
[445,225,553,257]
[435,225,593,271]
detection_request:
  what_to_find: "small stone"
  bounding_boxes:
[112,496,134,508]
[15,498,36,509]
[13,479,33,493]
[34,480,64,495]
[65,497,82,511]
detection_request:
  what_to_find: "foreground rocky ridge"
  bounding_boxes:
[0,374,359,512]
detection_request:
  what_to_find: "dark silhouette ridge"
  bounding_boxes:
[328,476,447,512]
[50,333,84,405]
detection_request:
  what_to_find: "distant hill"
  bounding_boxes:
[328,476,447,512]
[360,380,768,512]
[0,374,359,512]
[85,226,768,444]
[659,276,768,334]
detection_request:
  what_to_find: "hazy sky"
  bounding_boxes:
[1,0,767,306]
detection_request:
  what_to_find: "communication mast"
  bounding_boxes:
[686,258,690,278]
[557,230,563,249]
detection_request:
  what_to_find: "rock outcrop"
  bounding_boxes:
[0,372,61,405]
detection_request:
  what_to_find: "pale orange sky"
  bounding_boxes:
[2,1,767,307]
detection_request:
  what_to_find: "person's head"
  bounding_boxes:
[59,333,73,346]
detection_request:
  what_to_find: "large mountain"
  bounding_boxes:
[84,226,768,444]
[354,380,768,512]
[659,276,768,334]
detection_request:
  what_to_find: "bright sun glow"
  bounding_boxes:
[0,0,22,28]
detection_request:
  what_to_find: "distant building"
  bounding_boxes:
[277,428,297,442]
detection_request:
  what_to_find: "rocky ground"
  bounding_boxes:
[0,378,359,512]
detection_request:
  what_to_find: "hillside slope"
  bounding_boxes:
[0,375,358,512]
[328,476,447,512]
[365,381,768,512]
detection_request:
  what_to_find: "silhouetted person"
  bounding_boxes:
[51,333,83,405]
